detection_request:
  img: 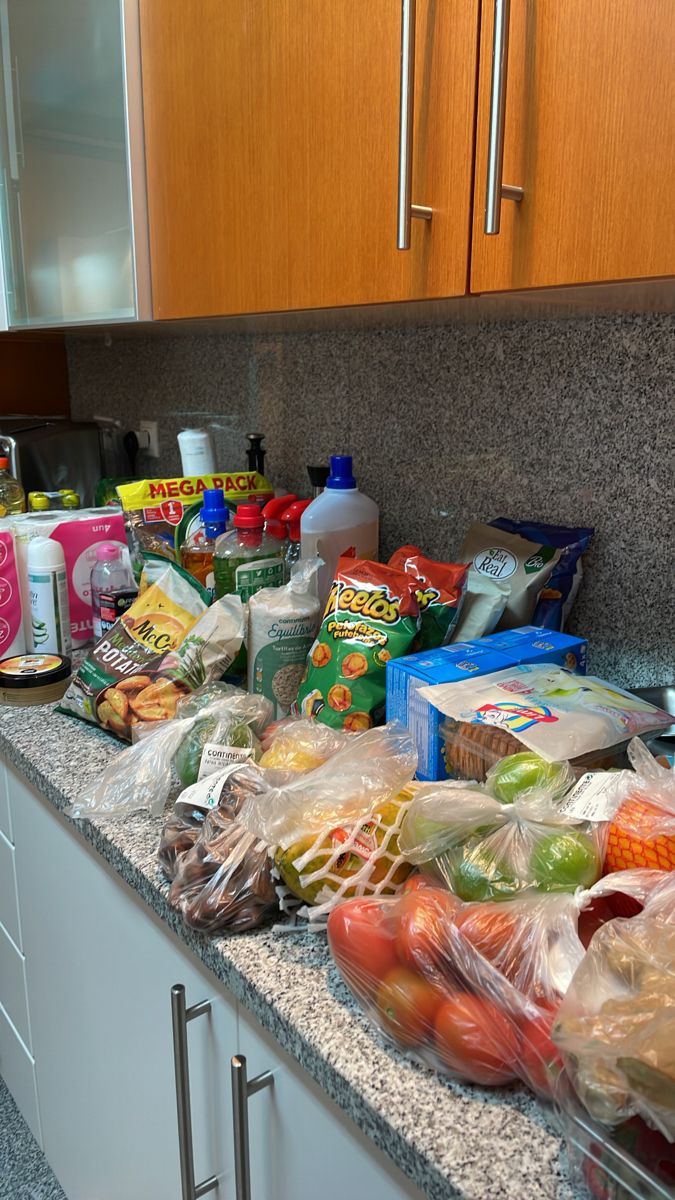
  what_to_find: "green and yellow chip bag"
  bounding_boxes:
[295,558,420,730]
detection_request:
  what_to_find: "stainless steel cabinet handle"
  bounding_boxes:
[484,0,523,234]
[171,984,218,1200]
[231,1055,274,1200]
[397,0,432,249]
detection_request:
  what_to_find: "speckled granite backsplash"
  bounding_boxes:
[68,313,674,687]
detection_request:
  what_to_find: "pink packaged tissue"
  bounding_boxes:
[0,531,26,657]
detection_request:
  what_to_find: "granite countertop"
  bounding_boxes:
[0,698,576,1200]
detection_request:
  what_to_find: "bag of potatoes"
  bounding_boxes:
[59,559,244,740]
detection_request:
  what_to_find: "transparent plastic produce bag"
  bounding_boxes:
[236,721,419,918]
[327,869,666,1097]
[398,754,607,902]
[604,737,675,876]
[258,716,349,772]
[168,763,279,934]
[553,872,675,1143]
[68,684,273,820]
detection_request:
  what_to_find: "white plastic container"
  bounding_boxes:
[300,455,379,608]
[177,428,216,476]
[26,537,72,655]
[90,542,135,641]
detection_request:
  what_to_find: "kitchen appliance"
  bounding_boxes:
[0,417,102,507]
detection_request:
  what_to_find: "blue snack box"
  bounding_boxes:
[386,627,587,781]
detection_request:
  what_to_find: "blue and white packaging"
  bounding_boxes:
[386,627,587,780]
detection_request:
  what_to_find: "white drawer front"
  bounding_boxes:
[0,831,21,948]
[0,1000,41,1146]
[0,919,31,1049]
[0,760,11,841]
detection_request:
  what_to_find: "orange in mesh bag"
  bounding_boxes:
[327,868,666,1097]
[604,737,675,875]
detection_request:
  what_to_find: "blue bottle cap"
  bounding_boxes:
[326,455,356,490]
[201,488,228,536]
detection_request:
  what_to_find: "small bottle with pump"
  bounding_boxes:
[90,543,135,641]
[282,499,313,577]
[0,457,26,515]
[180,488,228,596]
[300,455,379,608]
[27,537,72,654]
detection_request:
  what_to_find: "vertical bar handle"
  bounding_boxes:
[397,0,432,249]
[484,0,523,234]
[170,984,218,1200]
[231,1055,274,1200]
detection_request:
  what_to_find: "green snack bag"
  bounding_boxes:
[295,557,419,730]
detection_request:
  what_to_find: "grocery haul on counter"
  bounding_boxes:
[1,443,673,1198]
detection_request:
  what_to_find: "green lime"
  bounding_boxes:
[447,848,518,902]
[529,830,600,892]
[488,752,569,804]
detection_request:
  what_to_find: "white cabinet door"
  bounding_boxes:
[10,767,236,1200]
[238,1007,425,1200]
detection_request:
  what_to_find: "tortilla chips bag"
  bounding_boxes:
[294,557,419,731]
[388,545,469,652]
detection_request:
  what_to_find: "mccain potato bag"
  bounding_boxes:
[388,545,469,651]
[295,557,419,730]
[60,561,244,740]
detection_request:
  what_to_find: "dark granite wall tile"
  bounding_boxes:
[68,313,674,686]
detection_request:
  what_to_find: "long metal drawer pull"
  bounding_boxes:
[231,1054,274,1200]
[484,0,523,234]
[397,0,432,249]
[171,984,218,1200]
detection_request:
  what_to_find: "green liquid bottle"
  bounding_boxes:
[214,503,285,674]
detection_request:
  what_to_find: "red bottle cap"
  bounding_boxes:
[0,457,8,469]
[262,493,298,539]
[282,498,313,542]
[233,503,264,530]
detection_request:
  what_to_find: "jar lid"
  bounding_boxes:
[0,653,71,688]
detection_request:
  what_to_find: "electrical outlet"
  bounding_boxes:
[139,420,160,458]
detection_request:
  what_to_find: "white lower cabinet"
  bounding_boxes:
[10,768,235,1200]
[239,1007,424,1200]
[4,762,425,1200]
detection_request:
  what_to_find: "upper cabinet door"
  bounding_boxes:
[470,0,675,293]
[139,0,480,319]
[0,0,151,328]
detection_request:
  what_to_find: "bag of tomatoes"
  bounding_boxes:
[398,753,607,903]
[327,869,664,1097]
[235,721,419,919]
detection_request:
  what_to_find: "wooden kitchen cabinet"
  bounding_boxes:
[470,0,675,292]
[139,0,480,318]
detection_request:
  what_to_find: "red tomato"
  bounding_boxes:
[327,899,399,1001]
[433,994,519,1085]
[376,968,443,1048]
[518,1011,563,1097]
[401,874,435,895]
[456,905,522,977]
[396,889,461,979]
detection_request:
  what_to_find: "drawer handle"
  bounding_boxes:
[484,0,523,234]
[397,0,432,249]
[231,1054,274,1200]
[170,984,218,1200]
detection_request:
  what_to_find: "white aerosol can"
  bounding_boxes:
[26,537,72,655]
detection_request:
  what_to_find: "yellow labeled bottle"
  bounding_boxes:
[0,457,25,516]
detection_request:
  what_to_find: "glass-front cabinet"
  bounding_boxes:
[0,0,150,327]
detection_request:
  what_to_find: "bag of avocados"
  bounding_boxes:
[294,557,420,730]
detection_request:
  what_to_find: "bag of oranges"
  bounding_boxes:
[604,737,675,876]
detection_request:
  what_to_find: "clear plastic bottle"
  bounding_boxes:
[213,503,285,601]
[90,542,134,641]
[282,498,313,577]
[300,455,379,608]
[180,487,228,596]
[0,457,26,515]
[262,493,297,565]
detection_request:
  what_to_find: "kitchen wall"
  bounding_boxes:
[67,312,674,687]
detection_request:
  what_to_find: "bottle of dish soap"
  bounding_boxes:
[0,457,25,515]
[300,455,378,607]
[213,503,285,601]
[180,488,228,596]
